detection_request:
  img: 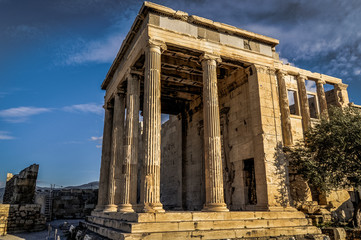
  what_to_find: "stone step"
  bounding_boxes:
[86,221,322,240]
[88,215,312,233]
[91,211,307,223]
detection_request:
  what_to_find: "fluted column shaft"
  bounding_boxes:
[141,42,165,213]
[277,70,293,146]
[114,94,125,206]
[104,95,124,212]
[316,79,328,118]
[201,54,228,212]
[297,75,311,132]
[95,104,113,211]
[118,74,140,212]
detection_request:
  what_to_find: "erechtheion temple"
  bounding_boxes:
[87,2,351,239]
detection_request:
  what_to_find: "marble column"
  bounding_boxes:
[201,53,228,212]
[95,103,113,211]
[104,95,124,212]
[277,70,293,146]
[297,75,311,132]
[316,79,328,117]
[118,73,140,212]
[114,93,125,206]
[141,41,165,213]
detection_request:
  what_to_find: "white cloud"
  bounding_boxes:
[63,103,103,115]
[0,106,51,122]
[0,104,103,123]
[0,131,15,140]
[279,57,293,66]
[91,136,103,147]
[90,136,103,141]
[64,33,123,65]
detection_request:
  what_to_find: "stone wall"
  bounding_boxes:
[325,89,337,106]
[217,68,255,210]
[52,189,97,219]
[183,96,206,210]
[0,204,46,235]
[3,164,39,204]
[160,115,182,210]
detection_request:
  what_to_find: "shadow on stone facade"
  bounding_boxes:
[273,142,291,208]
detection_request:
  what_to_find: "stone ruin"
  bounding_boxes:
[3,164,39,204]
[85,2,356,239]
[0,164,46,235]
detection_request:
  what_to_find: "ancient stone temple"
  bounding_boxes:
[87,2,350,239]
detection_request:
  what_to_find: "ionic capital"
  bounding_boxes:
[297,74,307,82]
[147,39,167,53]
[103,101,113,109]
[336,83,348,90]
[276,69,287,79]
[200,53,222,64]
[267,67,277,76]
[316,79,326,85]
[115,91,126,98]
[251,64,268,74]
[126,68,140,80]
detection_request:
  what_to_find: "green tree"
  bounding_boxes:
[285,105,361,227]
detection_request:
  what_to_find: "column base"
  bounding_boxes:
[118,204,135,213]
[142,203,165,213]
[94,205,105,212]
[202,203,229,212]
[103,204,118,212]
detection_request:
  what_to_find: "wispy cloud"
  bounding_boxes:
[64,33,123,65]
[0,103,103,123]
[90,136,103,148]
[0,131,15,140]
[63,103,103,115]
[90,136,103,141]
[0,106,51,122]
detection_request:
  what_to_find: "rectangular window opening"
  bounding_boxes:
[243,158,257,205]
[287,90,300,115]
[307,94,319,119]
[305,80,317,93]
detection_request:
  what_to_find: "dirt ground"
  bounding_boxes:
[0,219,82,240]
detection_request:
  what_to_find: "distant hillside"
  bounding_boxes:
[64,181,98,189]
[1,181,98,202]
[36,181,99,191]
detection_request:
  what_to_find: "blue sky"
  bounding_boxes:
[1,0,361,188]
